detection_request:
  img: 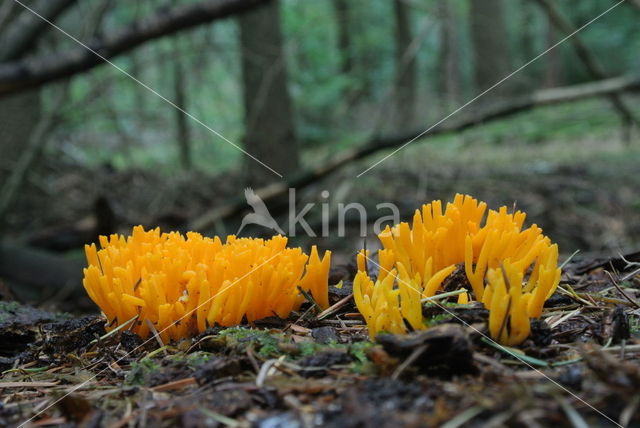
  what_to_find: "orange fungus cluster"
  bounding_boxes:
[354,194,561,345]
[83,226,331,341]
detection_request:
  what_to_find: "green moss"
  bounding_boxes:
[424,314,451,327]
[348,341,376,374]
[0,301,72,324]
[213,327,379,374]
[298,341,324,357]
[125,358,161,386]
[630,315,640,336]
[165,351,212,367]
[0,301,21,322]
[349,341,374,364]
[218,326,283,358]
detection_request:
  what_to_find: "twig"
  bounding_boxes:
[391,344,427,380]
[606,271,640,309]
[481,338,549,367]
[619,394,640,427]
[0,0,76,62]
[144,319,166,352]
[151,377,197,392]
[556,394,590,428]
[297,286,322,312]
[317,293,353,320]
[559,249,581,270]
[546,308,581,329]
[557,285,593,306]
[421,288,467,304]
[89,314,139,346]
[619,266,640,283]
[0,381,58,388]
[255,356,285,387]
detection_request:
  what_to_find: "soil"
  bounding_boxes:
[1,254,639,428]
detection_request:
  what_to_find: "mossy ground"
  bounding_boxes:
[1,255,639,427]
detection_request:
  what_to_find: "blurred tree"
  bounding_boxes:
[517,0,538,91]
[238,0,299,185]
[332,0,353,77]
[129,2,148,121]
[0,0,273,97]
[468,0,512,100]
[534,0,639,142]
[392,0,417,129]
[172,36,192,171]
[542,14,563,88]
[437,0,462,107]
[0,0,77,189]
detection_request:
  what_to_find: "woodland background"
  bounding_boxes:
[0,0,639,305]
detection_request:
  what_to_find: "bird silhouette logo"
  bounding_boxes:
[236,188,285,235]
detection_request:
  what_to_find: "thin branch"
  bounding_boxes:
[606,271,640,309]
[189,74,640,231]
[0,0,77,61]
[0,0,272,97]
[0,1,17,35]
[533,0,640,136]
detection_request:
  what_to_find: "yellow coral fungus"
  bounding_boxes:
[83,226,331,341]
[353,194,561,345]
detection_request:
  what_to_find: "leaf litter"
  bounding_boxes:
[1,252,639,427]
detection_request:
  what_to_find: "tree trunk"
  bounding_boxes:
[172,37,192,171]
[0,1,59,191]
[238,0,299,185]
[469,0,511,101]
[518,1,537,92]
[534,0,639,142]
[0,0,273,98]
[437,0,462,108]
[0,92,42,181]
[542,15,562,88]
[392,0,417,130]
[332,0,353,76]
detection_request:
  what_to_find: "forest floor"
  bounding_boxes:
[1,252,640,428]
[6,99,640,259]
[1,99,640,427]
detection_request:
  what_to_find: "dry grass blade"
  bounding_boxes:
[606,271,640,309]
[317,293,353,320]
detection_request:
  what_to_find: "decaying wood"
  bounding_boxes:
[0,241,86,300]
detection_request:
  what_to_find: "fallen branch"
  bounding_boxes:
[0,241,86,300]
[189,74,640,231]
[0,0,272,97]
[533,0,640,138]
